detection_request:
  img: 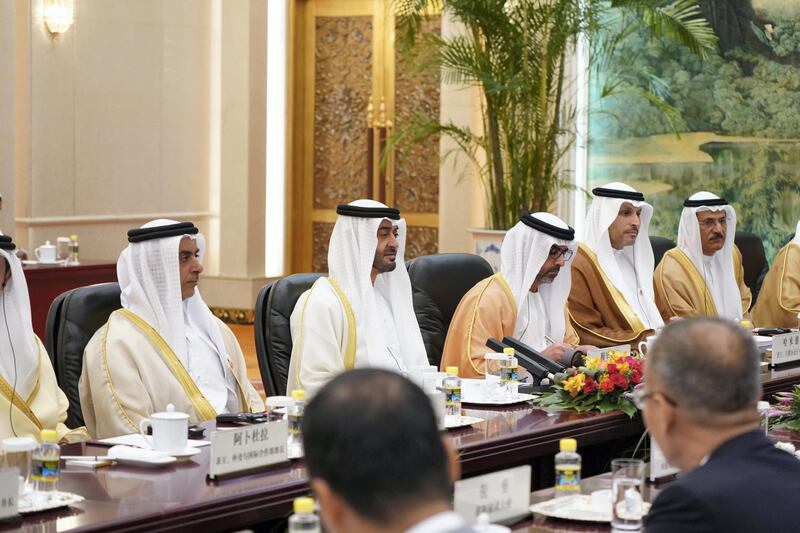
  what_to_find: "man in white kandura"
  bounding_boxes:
[287,200,429,397]
[0,235,87,442]
[80,220,263,439]
[654,192,751,320]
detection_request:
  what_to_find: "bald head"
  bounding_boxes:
[648,318,760,421]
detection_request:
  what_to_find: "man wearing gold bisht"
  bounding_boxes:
[440,213,584,378]
[80,220,263,439]
[654,192,751,321]
[0,235,87,442]
[752,220,800,328]
[568,183,663,348]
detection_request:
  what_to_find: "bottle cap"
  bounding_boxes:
[560,438,577,452]
[291,390,306,401]
[503,347,515,356]
[757,401,770,411]
[446,366,459,376]
[2,437,37,452]
[293,496,315,514]
[41,429,58,443]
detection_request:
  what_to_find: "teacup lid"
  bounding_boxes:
[152,403,189,420]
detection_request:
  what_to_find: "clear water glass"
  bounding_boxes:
[611,458,645,530]
[484,353,505,400]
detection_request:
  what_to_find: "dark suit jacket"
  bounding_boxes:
[645,429,800,532]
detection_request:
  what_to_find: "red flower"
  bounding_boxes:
[607,363,618,375]
[599,378,614,393]
[630,370,642,385]
[611,373,628,389]
[583,376,597,394]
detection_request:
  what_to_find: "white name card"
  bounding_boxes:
[649,437,679,482]
[587,344,631,361]
[208,421,288,479]
[454,465,531,523]
[0,468,18,519]
[771,332,800,366]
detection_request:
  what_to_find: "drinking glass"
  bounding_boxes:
[484,353,505,400]
[611,458,645,530]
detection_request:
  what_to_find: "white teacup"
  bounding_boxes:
[139,404,189,454]
[35,241,57,263]
[427,391,446,430]
[637,336,657,356]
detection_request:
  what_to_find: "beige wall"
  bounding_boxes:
[3,0,268,309]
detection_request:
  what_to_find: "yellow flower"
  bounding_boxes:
[617,362,630,374]
[563,373,586,397]
[583,356,602,371]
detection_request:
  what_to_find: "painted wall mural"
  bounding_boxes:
[590,0,800,260]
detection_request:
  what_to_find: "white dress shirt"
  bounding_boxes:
[404,511,469,533]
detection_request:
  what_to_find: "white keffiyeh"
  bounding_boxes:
[500,213,575,351]
[328,200,428,372]
[0,248,39,398]
[678,192,742,320]
[582,182,663,329]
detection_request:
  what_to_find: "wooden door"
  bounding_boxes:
[289,0,440,273]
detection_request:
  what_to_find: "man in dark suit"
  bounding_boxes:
[641,317,800,532]
[304,368,476,533]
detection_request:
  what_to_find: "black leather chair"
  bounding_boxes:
[649,236,675,268]
[44,282,121,428]
[734,231,769,309]
[406,253,494,368]
[255,274,323,397]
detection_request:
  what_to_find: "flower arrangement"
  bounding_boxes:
[770,385,800,431]
[534,351,644,418]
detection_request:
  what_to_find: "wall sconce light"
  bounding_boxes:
[43,0,74,35]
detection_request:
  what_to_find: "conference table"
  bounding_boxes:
[2,360,799,532]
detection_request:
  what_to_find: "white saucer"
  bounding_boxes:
[107,445,177,468]
[169,446,202,461]
[444,415,484,430]
[22,259,66,266]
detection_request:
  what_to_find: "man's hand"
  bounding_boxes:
[541,342,571,361]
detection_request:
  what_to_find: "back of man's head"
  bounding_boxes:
[649,317,760,420]
[304,368,451,526]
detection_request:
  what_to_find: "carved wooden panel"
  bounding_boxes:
[405,225,438,260]
[313,16,373,209]
[393,17,441,214]
[312,222,334,273]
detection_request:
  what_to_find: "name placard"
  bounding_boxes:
[208,421,288,479]
[771,332,800,366]
[0,468,18,519]
[587,344,631,361]
[454,465,531,524]
[649,437,679,482]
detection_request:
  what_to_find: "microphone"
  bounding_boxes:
[502,336,567,373]
[486,338,552,384]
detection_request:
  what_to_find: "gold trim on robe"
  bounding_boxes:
[753,242,800,328]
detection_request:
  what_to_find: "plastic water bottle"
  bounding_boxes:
[442,366,462,420]
[287,390,305,459]
[554,438,581,497]
[288,496,320,532]
[31,429,59,503]
[65,234,80,266]
[500,347,519,400]
[757,401,770,435]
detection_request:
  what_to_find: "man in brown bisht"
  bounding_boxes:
[441,213,589,378]
[752,219,800,328]
[568,183,663,348]
[654,192,750,320]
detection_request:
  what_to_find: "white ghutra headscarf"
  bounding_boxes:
[794,219,800,245]
[678,191,742,320]
[118,219,238,412]
[582,182,663,329]
[501,213,576,350]
[0,238,39,399]
[328,200,428,372]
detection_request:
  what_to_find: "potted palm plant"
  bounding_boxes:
[392,0,717,265]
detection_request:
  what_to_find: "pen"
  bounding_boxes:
[544,335,556,346]
[62,455,112,461]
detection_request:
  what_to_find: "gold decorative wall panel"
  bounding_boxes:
[405,226,438,260]
[313,16,373,209]
[312,222,335,273]
[393,17,441,214]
